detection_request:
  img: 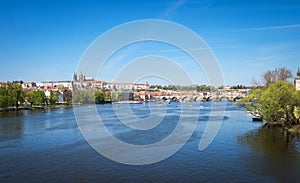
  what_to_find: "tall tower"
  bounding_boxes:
[79,72,84,82]
[295,67,300,91]
[73,72,77,81]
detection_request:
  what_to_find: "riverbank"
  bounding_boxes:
[263,122,300,136]
[0,105,73,112]
[287,125,300,135]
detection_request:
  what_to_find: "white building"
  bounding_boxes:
[22,82,37,89]
[133,82,149,90]
[44,90,64,103]
[103,81,134,91]
[36,81,72,89]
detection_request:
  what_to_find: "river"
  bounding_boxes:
[0,102,300,182]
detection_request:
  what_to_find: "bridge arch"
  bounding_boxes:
[181,96,188,102]
[233,96,243,102]
[171,96,179,102]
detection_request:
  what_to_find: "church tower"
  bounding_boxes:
[73,72,77,81]
[295,68,300,91]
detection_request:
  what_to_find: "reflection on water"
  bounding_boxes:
[238,127,300,182]
[238,127,300,155]
[0,111,24,135]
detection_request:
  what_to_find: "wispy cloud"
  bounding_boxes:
[249,6,300,11]
[160,0,187,18]
[241,55,280,64]
[240,50,300,65]
[234,24,300,31]
[115,46,235,55]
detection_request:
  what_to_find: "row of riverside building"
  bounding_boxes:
[1,70,299,103]
[0,72,150,92]
[0,72,150,102]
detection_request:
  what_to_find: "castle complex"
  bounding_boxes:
[72,72,149,91]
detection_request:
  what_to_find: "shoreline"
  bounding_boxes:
[0,105,73,112]
[263,122,300,136]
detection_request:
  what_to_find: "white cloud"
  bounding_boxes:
[234,24,300,31]
[160,0,187,18]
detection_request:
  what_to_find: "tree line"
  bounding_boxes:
[0,82,125,111]
[0,83,24,110]
[0,83,72,111]
[72,89,121,104]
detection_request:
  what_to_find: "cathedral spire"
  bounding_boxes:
[73,72,77,81]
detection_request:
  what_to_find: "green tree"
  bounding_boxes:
[111,92,121,101]
[0,84,12,111]
[63,90,72,104]
[26,90,36,107]
[244,81,300,127]
[7,83,24,110]
[72,90,81,103]
[95,91,105,104]
[81,90,94,103]
[48,91,59,105]
[104,92,111,101]
[0,95,10,110]
[34,90,47,106]
[197,85,212,92]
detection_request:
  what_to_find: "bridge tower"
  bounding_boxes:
[295,67,300,91]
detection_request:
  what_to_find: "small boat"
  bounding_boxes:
[252,114,263,122]
[246,111,263,122]
[252,117,263,122]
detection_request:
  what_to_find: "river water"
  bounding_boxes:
[0,102,300,182]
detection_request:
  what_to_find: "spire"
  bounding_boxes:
[73,72,77,81]
[297,67,300,78]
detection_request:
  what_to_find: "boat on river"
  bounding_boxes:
[247,111,263,122]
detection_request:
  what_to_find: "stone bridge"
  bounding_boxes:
[154,91,247,102]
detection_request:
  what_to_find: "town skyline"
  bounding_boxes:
[1,68,299,88]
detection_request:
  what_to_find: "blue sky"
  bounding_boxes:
[1,0,300,86]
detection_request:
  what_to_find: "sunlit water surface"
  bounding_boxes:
[1,102,300,182]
